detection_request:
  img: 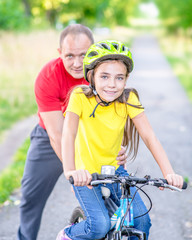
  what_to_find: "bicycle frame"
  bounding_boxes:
[111,187,134,231]
[69,168,187,240]
[105,182,146,240]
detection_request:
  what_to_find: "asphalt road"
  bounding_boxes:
[0,33,192,240]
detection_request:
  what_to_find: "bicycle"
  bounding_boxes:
[69,166,187,240]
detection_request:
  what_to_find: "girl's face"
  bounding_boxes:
[94,60,128,103]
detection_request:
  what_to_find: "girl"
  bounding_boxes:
[58,40,183,240]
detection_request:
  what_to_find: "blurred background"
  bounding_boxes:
[0,0,192,204]
[1,0,192,135]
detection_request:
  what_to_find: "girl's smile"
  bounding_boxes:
[94,60,128,103]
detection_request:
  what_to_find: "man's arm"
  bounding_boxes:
[40,111,64,161]
[40,110,127,164]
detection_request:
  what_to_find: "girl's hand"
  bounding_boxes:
[116,146,127,166]
[65,169,92,188]
[165,173,184,189]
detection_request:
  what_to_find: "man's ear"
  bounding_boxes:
[57,48,62,55]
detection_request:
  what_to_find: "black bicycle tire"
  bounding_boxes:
[70,206,86,224]
[70,206,108,240]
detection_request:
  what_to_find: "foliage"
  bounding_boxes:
[152,0,192,32]
[0,0,143,30]
[1,0,192,32]
[0,138,30,204]
[0,0,30,30]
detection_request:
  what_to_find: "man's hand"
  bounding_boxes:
[116,146,127,166]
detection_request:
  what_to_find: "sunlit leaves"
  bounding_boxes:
[0,0,144,30]
[153,0,192,31]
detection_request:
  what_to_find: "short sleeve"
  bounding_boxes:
[65,88,83,117]
[35,73,62,112]
[34,59,66,112]
[127,91,144,119]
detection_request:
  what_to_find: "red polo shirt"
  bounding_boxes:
[35,57,88,129]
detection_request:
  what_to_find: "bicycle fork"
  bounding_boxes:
[111,184,146,240]
[113,228,146,240]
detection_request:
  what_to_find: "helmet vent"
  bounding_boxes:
[122,45,126,51]
[96,43,111,50]
[101,43,110,50]
[112,43,119,50]
[87,51,99,57]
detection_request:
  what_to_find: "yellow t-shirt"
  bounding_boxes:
[66,87,144,174]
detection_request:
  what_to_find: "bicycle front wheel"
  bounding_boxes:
[70,206,86,224]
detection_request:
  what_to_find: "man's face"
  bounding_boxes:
[59,34,92,79]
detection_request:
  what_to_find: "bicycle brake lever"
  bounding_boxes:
[163,184,182,192]
[149,181,182,192]
[91,179,114,185]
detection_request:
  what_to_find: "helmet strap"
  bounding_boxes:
[89,84,112,118]
[89,84,97,96]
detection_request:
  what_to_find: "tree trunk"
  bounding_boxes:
[21,0,32,17]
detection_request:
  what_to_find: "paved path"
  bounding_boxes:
[0,115,38,172]
[0,34,192,240]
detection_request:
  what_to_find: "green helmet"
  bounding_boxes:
[83,40,134,82]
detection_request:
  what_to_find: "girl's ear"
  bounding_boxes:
[87,70,94,84]
[125,72,129,82]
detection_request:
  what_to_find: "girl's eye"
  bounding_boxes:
[117,77,124,81]
[101,75,108,79]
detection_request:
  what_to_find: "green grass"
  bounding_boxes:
[167,56,192,101]
[157,30,192,102]
[0,88,37,134]
[0,30,59,138]
[0,138,30,204]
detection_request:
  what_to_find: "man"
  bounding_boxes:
[17,24,127,240]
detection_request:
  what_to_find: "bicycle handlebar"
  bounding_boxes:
[69,173,187,191]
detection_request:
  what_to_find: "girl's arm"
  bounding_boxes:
[62,111,92,186]
[132,112,183,189]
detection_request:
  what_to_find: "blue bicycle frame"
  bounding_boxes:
[103,182,146,240]
[111,197,134,231]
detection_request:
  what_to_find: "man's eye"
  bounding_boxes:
[66,55,73,59]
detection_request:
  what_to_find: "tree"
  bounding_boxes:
[0,0,30,30]
[153,0,192,32]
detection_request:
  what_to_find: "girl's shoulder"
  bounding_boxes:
[72,85,90,94]
[124,88,140,102]
[72,86,84,93]
[70,85,93,103]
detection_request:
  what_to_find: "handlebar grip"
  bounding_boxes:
[69,176,74,185]
[182,181,188,189]
[68,173,103,185]
[161,179,188,189]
